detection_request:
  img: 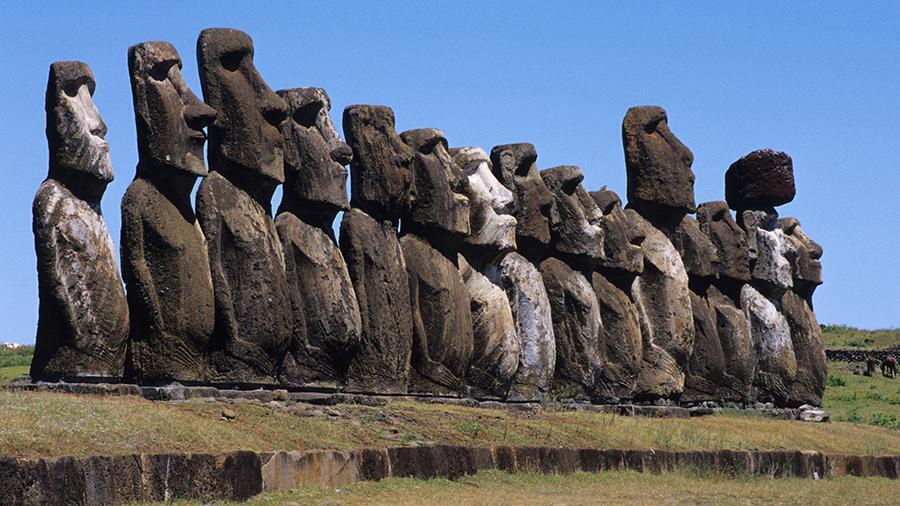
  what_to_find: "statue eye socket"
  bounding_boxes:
[220,51,243,72]
[292,101,322,128]
[149,62,172,82]
[63,82,80,97]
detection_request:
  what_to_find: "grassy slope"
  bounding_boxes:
[0,345,32,385]
[2,391,899,460]
[822,361,900,429]
[226,470,898,505]
[821,325,900,350]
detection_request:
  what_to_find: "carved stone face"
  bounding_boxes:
[622,106,695,214]
[696,201,751,283]
[780,217,823,286]
[129,41,217,177]
[451,146,516,253]
[197,28,287,186]
[741,209,795,291]
[343,105,415,222]
[490,143,558,260]
[590,189,644,274]
[401,128,470,237]
[540,165,602,268]
[278,88,352,217]
[46,61,112,185]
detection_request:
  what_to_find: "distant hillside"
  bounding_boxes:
[821,325,900,350]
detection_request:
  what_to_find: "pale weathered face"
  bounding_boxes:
[129,41,217,177]
[452,146,516,253]
[47,61,112,183]
[742,209,795,290]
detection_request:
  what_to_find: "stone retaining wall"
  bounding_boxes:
[826,346,900,363]
[1,445,897,505]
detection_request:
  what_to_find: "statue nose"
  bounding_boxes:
[185,99,217,131]
[330,143,353,165]
[261,94,287,127]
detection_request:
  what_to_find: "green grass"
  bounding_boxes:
[0,345,33,385]
[0,365,29,384]
[199,470,898,505]
[821,324,900,350]
[822,361,900,429]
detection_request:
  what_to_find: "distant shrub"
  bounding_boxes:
[847,339,868,348]
[826,374,847,387]
[0,346,33,368]
[869,413,899,429]
[844,408,863,423]
[457,420,485,439]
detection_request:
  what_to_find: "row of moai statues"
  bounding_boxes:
[31,28,826,407]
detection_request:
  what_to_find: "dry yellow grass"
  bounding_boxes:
[1,391,898,459]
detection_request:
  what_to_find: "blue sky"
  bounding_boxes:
[1,2,898,343]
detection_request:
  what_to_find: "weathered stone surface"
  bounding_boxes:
[540,166,603,270]
[674,214,718,280]
[590,189,643,274]
[591,272,641,400]
[276,87,360,387]
[622,106,695,214]
[783,284,826,407]
[277,88,352,226]
[494,253,556,401]
[341,209,412,394]
[403,234,474,396]
[697,201,750,284]
[196,28,292,385]
[626,209,692,398]
[682,291,726,402]
[540,257,602,400]
[741,209,795,290]
[453,146,520,398]
[122,41,217,383]
[725,149,795,210]
[261,450,359,492]
[490,143,557,261]
[343,105,415,223]
[781,217,823,301]
[32,61,128,382]
[707,286,755,402]
[742,284,796,405]
[276,214,361,386]
[460,255,519,397]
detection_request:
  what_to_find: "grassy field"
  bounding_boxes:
[203,470,897,505]
[822,361,900,429]
[2,390,899,460]
[0,345,32,385]
[821,324,900,350]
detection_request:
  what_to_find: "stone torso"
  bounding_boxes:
[121,178,214,382]
[196,171,292,384]
[32,179,128,380]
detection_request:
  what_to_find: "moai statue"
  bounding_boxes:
[674,214,727,403]
[122,42,217,384]
[489,143,557,400]
[451,147,519,398]
[726,149,797,405]
[195,28,292,386]
[781,217,826,406]
[31,62,129,381]
[399,128,474,396]
[341,105,414,393]
[539,165,604,401]
[275,88,361,388]
[697,201,755,403]
[589,189,644,402]
[622,106,695,399]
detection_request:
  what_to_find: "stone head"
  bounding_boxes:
[343,104,415,222]
[489,143,558,260]
[696,201,751,283]
[780,217,823,287]
[129,41,217,179]
[741,208,795,291]
[278,87,352,222]
[540,165,602,269]
[197,28,287,189]
[674,214,719,281]
[622,106,695,216]
[590,189,644,274]
[400,128,470,239]
[46,61,112,197]
[450,146,516,255]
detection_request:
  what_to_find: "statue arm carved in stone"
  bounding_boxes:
[407,270,463,391]
[33,208,79,345]
[196,194,239,347]
[120,206,166,335]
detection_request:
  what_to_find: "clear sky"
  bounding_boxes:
[1,2,897,343]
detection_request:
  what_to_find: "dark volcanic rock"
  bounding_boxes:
[490,143,557,262]
[276,87,361,387]
[540,166,603,270]
[341,209,412,394]
[622,106,696,214]
[122,41,217,383]
[725,149,795,210]
[591,272,641,400]
[674,215,718,280]
[343,105,415,223]
[782,290,826,406]
[401,129,473,396]
[697,201,751,283]
[196,28,292,385]
[590,189,643,275]
[681,291,726,402]
[708,286,755,402]
[32,61,128,382]
[781,217,823,302]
